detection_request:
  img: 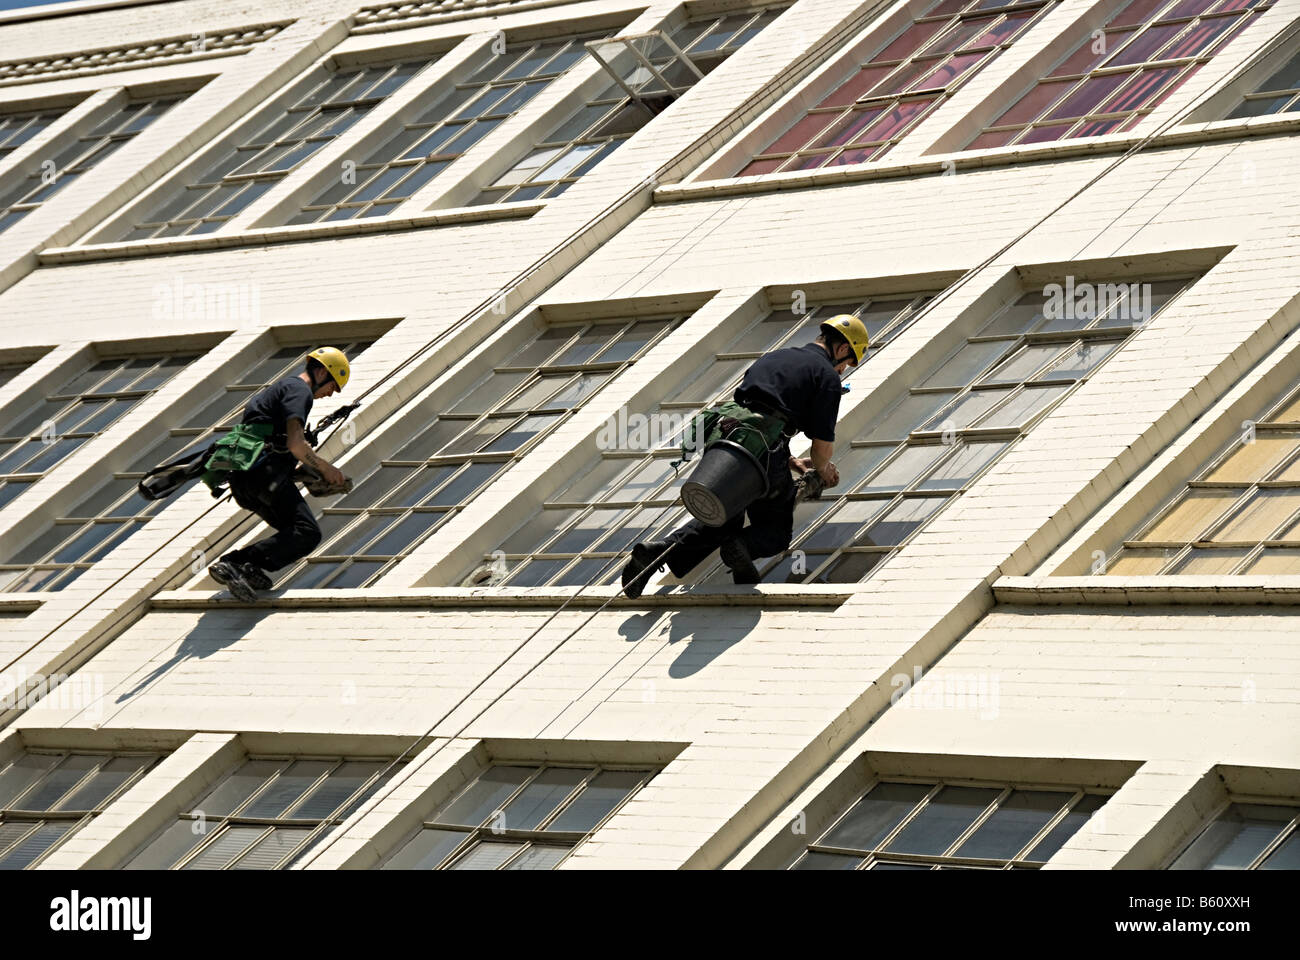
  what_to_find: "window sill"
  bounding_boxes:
[151,584,855,610]
[0,594,43,612]
[994,575,1300,606]
[659,113,1300,204]
[38,201,547,264]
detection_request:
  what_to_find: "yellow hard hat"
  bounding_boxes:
[819,314,870,365]
[307,346,350,391]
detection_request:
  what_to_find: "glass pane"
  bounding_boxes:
[1141,489,1237,542]
[288,761,385,819]
[980,293,1048,336]
[1242,548,1300,574]
[973,384,1070,429]
[800,500,887,551]
[1259,832,1300,869]
[919,441,1007,490]
[503,844,570,870]
[499,766,591,830]
[860,392,956,442]
[921,341,1009,388]
[1027,794,1106,861]
[546,769,646,832]
[447,839,525,870]
[856,497,945,547]
[0,753,59,807]
[1165,547,1250,574]
[201,760,288,817]
[821,782,931,850]
[0,822,71,869]
[859,445,949,493]
[21,754,100,810]
[125,819,201,869]
[241,760,333,818]
[435,766,535,826]
[229,826,311,870]
[980,344,1066,384]
[1170,804,1295,869]
[1214,489,1300,542]
[383,827,466,870]
[885,786,1001,855]
[56,756,150,811]
[955,790,1071,860]
[182,825,266,869]
[1207,436,1300,482]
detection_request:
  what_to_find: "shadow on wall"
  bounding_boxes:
[116,608,268,703]
[618,607,762,679]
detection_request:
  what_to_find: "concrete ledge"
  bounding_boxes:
[151,584,856,610]
[657,114,1300,203]
[38,201,545,264]
[993,575,1300,606]
[0,596,43,612]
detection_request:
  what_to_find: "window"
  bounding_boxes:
[792,778,1111,869]
[381,762,656,869]
[124,756,403,869]
[473,7,785,204]
[0,351,199,513]
[0,338,374,594]
[738,0,1055,176]
[1223,44,1300,117]
[736,277,1195,585]
[120,61,425,240]
[967,0,1272,149]
[0,97,182,234]
[0,106,65,162]
[1169,801,1300,868]
[0,750,162,869]
[1104,368,1300,575]
[278,317,681,589]
[463,294,934,587]
[287,34,605,224]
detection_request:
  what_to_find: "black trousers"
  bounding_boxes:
[664,441,796,578]
[222,463,321,572]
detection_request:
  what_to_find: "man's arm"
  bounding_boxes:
[285,419,345,487]
[810,438,839,488]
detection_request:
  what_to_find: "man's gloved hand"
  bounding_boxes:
[298,465,353,497]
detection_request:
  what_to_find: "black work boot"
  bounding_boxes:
[719,538,760,585]
[209,559,258,603]
[622,540,674,599]
[240,564,273,592]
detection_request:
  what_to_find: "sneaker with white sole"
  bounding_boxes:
[209,560,258,603]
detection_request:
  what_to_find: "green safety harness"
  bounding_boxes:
[674,399,792,480]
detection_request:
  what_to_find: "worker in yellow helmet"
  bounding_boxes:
[622,315,869,597]
[208,347,350,601]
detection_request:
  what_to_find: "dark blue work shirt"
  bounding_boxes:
[241,375,314,472]
[734,342,842,443]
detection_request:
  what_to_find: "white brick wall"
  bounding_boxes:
[2,0,1300,870]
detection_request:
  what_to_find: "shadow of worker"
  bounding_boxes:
[116,606,268,703]
[663,605,761,679]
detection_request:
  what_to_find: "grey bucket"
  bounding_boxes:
[680,440,768,527]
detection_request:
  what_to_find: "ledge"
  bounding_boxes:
[151,584,856,610]
[657,113,1300,203]
[39,201,545,264]
[0,595,44,613]
[993,575,1300,606]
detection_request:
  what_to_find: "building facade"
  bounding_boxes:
[0,0,1297,870]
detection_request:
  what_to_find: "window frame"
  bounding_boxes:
[792,774,1114,870]
[1165,794,1300,869]
[0,748,163,870]
[379,761,659,870]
